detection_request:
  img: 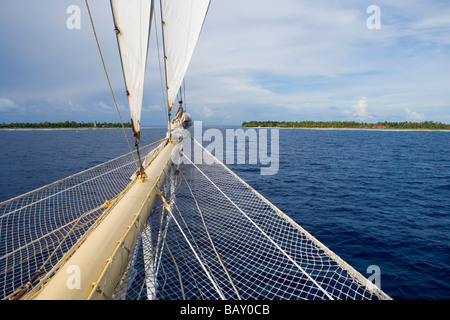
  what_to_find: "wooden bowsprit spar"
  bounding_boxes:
[26,139,178,300]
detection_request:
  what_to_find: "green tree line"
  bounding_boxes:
[0,121,131,129]
[242,121,450,130]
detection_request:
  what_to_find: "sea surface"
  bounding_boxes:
[0,127,449,300]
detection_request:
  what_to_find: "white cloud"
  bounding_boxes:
[202,106,215,118]
[405,108,426,121]
[345,97,375,122]
[146,105,163,112]
[97,101,112,112]
[1,1,450,124]
[193,1,369,78]
[186,0,450,123]
[0,97,16,111]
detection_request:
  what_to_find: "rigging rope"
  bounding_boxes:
[183,79,187,112]
[158,0,173,141]
[152,7,169,132]
[180,145,335,300]
[162,227,185,300]
[84,0,138,170]
[172,201,225,299]
[4,139,162,300]
[8,202,106,300]
[159,193,225,300]
[180,172,241,299]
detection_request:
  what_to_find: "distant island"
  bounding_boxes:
[0,121,131,129]
[242,121,450,130]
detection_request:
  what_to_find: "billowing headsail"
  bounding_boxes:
[110,0,154,141]
[161,0,210,112]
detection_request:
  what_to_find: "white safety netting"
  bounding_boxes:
[1,135,390,300]
[0,142,159,300]
[112,138,391,300]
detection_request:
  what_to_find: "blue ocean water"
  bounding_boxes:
[0,127,449,300]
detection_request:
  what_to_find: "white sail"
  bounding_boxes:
[161,0,210,112]
[0,0,391,302]
[111,0,153,140]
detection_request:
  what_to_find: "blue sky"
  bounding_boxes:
[1,0,449,125]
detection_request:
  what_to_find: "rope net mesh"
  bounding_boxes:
[112,138,390,300]
[0,142,158,300]
[0,136,390,300]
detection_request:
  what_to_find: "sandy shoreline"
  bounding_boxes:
[0,127,125,131]
[244,126,450,132]
[2,126,449,132]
